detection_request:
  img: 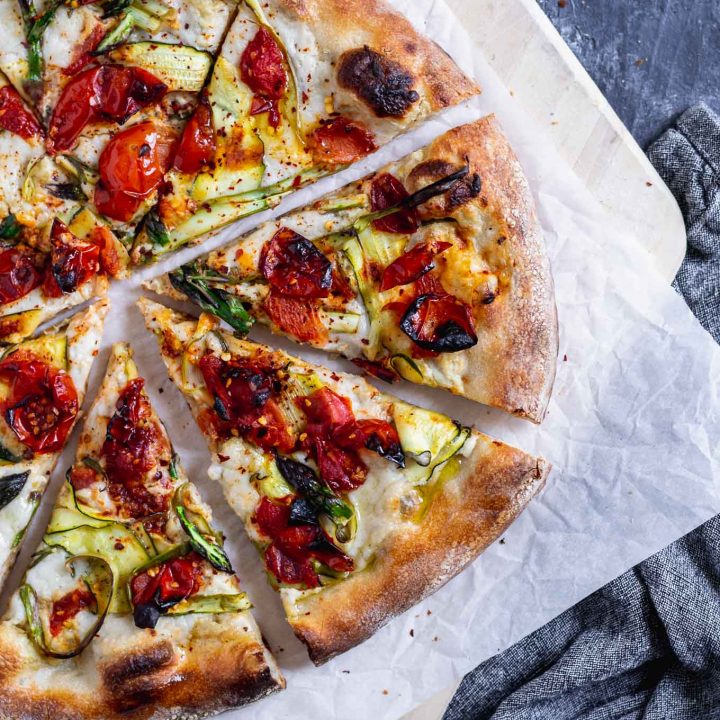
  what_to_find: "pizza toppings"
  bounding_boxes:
[370,173,420,234]
[94,120,177,222]
[102,378,171,527]
[0,85,42,140]
[380,240,452,291]
[0,354,78,454]
[240,26,288,128]
[260,228,332,298]
[173,95,216,174]
[400,291,478,353]
[199,353,294,453]
[337,47,419,118]
[42,220,101,298]
[130,552,203,629]
[311,117,377,165]
[48,65,168,153]
[49,587,95,637]
[0,248,43,305]
[263,295,329,345]
[254,493,353,588]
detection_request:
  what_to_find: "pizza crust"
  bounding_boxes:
[408,116,559,422]
[0,613,283,720]
[138,299,550,666]
[285,434,548,664]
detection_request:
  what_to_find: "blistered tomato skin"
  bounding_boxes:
[173,96,216,174]
[400,293,478,353]
[48,65,167,153]
[260,228,332,299]
[262,294,328,344]
[370,173,420,235]
[42,219,101,298]
[0,248,43,305]
[240,26,287,127]
[0,86,42,140]
[380,240,452,291]
[94,120,177,222]
[311,116,377,165]
[0,353,79,454]
[102,378,171,526]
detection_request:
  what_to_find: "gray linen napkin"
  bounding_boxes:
[443,104,720,720]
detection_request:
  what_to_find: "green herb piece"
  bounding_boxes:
[176,505,233,573]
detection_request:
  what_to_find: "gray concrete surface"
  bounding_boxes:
[536,0,720,148]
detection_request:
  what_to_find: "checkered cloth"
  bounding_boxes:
[444,104,720,720]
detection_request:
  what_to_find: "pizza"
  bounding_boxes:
[0,298,108,593]
[130,0,479,260]
[0,342,284,718]
[150,116,558,422]
[139,298,549,664]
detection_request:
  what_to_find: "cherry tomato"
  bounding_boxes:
[309,435,366,494]
[400,292,478,353]
[48,65,167,153]
[130,552,203,609]
[262,292,328,344]
[260,227,332,298]
[50,587,95,637]
[0,85,42,140]
[0,354,79,453]
[298,387,355,436]
[94,120,177,222]
[311,116,377,165]
[42,219,101,298]
[254,496,292,538]
[370,173,420,234]
[199,354,295,453]
[380,240,452,291]
[89,225,121,276]
[240,26,287,99]
[173,96,216,174]
[337,418,404,466]
[265,543,319,588]
[0,247,43,305]
[102,378,171,524]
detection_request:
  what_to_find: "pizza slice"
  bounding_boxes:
[0,0,235,244]
[0,342,284,718]
[151,117,558,422]
[139,299,549,664]
[0,297,108,593]
[130,0,479,260]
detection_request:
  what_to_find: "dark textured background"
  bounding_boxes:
[536,0,720,148]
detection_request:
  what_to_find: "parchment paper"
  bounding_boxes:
[4,0,720,718]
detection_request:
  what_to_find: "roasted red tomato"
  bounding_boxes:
[400,292,478,353]
[102,378,171,524]
[311,116,377,165]
[94,120,177,222]
[0,247,43,305]
[50,587,95,637]
[240,26,287,128]
[262,293,328,344]
[48,65,167,153]
[130,552,203,628]
[199,353,294,453]
[337,418,404,466]
[260,228,332,298]
[309,435,367,493]
[257,497,354,587]
[0,85,42,140]
[173,95,216,174]
[380,240,452,291]
[89,225,122,276]
[299,387,355,436]
[0,353,79,453]
[42,219,101,298]
[351,357,399,384]
[370,173,420,234]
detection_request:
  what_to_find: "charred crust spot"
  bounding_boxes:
[102,641,176,707]
[337,47,419,118]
